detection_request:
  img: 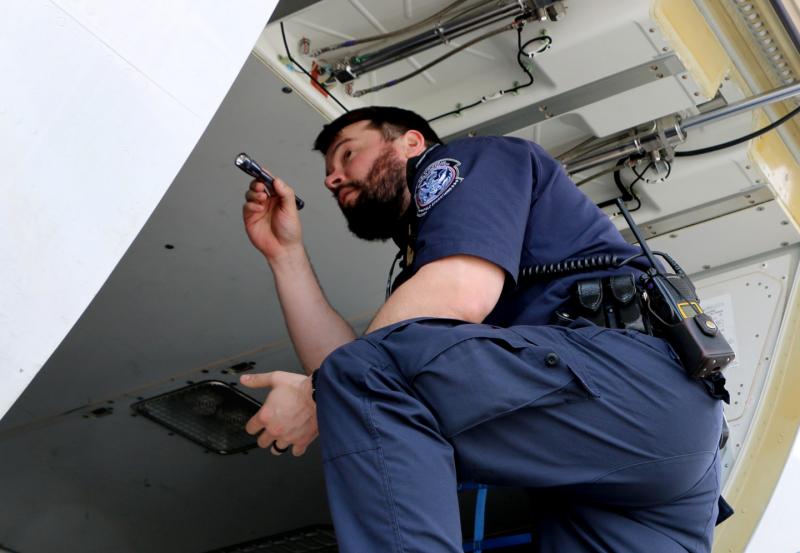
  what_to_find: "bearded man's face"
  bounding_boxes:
[338,145,410,241]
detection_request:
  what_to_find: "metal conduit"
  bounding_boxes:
[338,0,525,80]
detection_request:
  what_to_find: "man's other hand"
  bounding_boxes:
[240,371,318,457]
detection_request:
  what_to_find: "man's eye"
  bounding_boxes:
[344,150,352,161]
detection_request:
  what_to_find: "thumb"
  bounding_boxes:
[239,372,276,389]
[272,178,297,208]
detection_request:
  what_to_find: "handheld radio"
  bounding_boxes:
[615,199,735,378]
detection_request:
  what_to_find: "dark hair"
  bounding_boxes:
[313,106,443,155]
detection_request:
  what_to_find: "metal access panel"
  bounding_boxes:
[693,248,799,484]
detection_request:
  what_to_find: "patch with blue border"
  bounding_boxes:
[414,158,463,217]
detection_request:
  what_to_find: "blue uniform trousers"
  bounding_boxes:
[315,318,723,552]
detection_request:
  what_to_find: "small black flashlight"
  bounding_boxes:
[235,153,305,210]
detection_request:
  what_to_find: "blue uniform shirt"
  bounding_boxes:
[393,136,647,326]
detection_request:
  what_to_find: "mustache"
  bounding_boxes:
[332,180,366,200]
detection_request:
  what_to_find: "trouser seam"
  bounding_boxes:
[697,451,720,552]
[364,394,407,553]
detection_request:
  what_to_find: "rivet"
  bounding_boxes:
[281,86,293,94]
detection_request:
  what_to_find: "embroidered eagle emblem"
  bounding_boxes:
[415,158,463,216]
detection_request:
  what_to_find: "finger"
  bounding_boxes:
[272,178,297,209]
[271,440,291,456]
[290,428,318,457]
[245,190,268,202]
[239,372,277,389]
[249,179,266,193]
[244,411,266,436]
[257,430,277,449]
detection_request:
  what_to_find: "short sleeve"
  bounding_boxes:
[410,138,535,283]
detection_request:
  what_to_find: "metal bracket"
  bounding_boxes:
[445,54,685,141]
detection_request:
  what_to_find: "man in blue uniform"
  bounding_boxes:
[240,107,727,552]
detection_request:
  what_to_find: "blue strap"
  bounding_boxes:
[463,533,533,552]
[461,483,533,552]
[473,485,487,552]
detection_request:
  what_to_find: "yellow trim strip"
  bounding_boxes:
[653,0,731,99]
[751,110,800,230]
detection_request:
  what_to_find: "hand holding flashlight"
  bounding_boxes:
[235,153,305,210]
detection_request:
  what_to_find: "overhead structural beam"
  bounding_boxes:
[443,54,686,141]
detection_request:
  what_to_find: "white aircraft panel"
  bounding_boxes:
[0,0,278,420]
[643,201,800,275]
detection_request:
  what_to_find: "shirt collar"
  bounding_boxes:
[392,144,442,250]
[405,143,441,193]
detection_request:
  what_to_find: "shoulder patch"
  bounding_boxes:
[414,158,463,217]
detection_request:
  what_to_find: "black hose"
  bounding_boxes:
[675,104,800,157]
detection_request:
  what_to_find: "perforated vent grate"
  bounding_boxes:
[203,525,338,552]
[132,380,261,454]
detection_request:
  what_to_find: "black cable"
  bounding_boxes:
[427,98,485,123]
[612,159,634,201]
[627,180,643,212]
[504,29,538,93]
[612,158,647,212]
[604,156,672,213]
[426,27,551,123]
[675,104,800,157]
[280,22,348,113]
[627,160,663,212]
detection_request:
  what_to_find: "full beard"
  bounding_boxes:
[340,146,410,241]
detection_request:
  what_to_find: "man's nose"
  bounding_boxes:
[324,171,344,191]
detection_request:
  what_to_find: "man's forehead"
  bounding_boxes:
[329,120,376,150]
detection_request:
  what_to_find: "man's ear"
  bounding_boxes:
[401,129,427,157]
